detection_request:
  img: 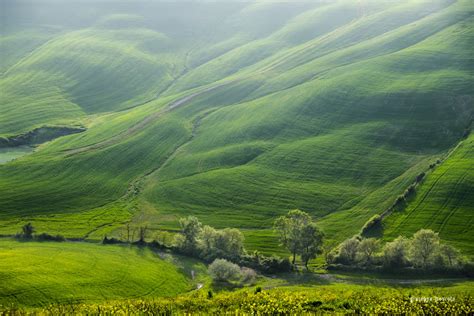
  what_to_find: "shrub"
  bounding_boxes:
[21,223,35,239]
[393,195,405,207]
[257,255,292,274]
[357,238,379,265]
[337,236,360,264]
[238,253,291,274]
[461,261,474,277]
[360,215,382,235]
[208,259,241,282]
[102,236,124,244]
[207,290,213,299]
[383,236,410,268]
[36,233,65,242]
[241,267,257,284]
[415,172,425,183]
[439,244,460,267]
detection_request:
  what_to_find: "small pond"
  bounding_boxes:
[0,146,35,164]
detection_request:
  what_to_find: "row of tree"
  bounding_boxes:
[330,229,465,271]
[175,216,291,274]
[18,210,467,276]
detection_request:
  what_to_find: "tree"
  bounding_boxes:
[179,216,202,254]
[299,223,324,269]
[22,223,35,239]
[199,225,217,257]
[383,236,409,268]
[410,229,440,268]
[338,236,360,264]
[208,259,241,282]
[214,228,245,260]
[357,238,379,265]
[439,244,460,268]
[274,209,311,265]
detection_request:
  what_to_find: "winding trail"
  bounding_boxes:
[124,107,219,200]
[64,82,232,156]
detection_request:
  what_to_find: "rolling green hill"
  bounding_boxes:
[382,134,474,253]
[0,0,472,259]
[0,239,192,307]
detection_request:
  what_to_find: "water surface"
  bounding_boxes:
[0,146,35,164]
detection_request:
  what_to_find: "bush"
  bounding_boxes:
[383,236,410,268]
[337,236,360,264]
[208,259,241,282]
[357,238,379,265]
[461,261,474,277]
[256,255,292,274]
[241,267,257,284]
[36,233,65,242]
[102,236,124,244]
[360,215,382,236]
[415,172,425,183]
[238,253,291,274]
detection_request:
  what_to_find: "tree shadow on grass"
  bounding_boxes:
[210,280,244,292]
[273,271,333,287]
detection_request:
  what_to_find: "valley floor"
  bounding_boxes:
[0,238,472,314]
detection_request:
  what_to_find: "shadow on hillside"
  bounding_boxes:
[274,271,333,287]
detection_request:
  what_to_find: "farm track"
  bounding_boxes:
[63,82,232,156]
[124,104,224,201]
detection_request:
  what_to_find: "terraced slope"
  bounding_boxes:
[383,134,474,254]
[0,0,472,256]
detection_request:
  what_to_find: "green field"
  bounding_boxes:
[0,239,195,307]
[0,0,473,310]
[0,0,472,257]
[383,134,474,252]
[4,275,474,313]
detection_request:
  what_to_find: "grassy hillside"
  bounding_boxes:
[0,239,192,307]
[383,134,474,254]
[140,5,473,250]
[0,0,472,257]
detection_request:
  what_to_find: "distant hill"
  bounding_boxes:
[0,0,472,255]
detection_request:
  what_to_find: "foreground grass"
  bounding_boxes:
[0,240,192,307]
[3,282,473,315]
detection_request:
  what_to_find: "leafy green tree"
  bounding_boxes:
[299,223,324,269]
[439,244,460,267]
[214,228,245,259]
[383,236,409,267]
[338,236,360,264]
[357,238,379,265]
[22,223,35,239]
[274,209,323,266]
[410,229,439,268]
[179,216,202,254]
[199,225,217,257]
[274,210,311,265]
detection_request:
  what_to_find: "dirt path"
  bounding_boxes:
[124,107,219,201]
[64,82,232,156]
